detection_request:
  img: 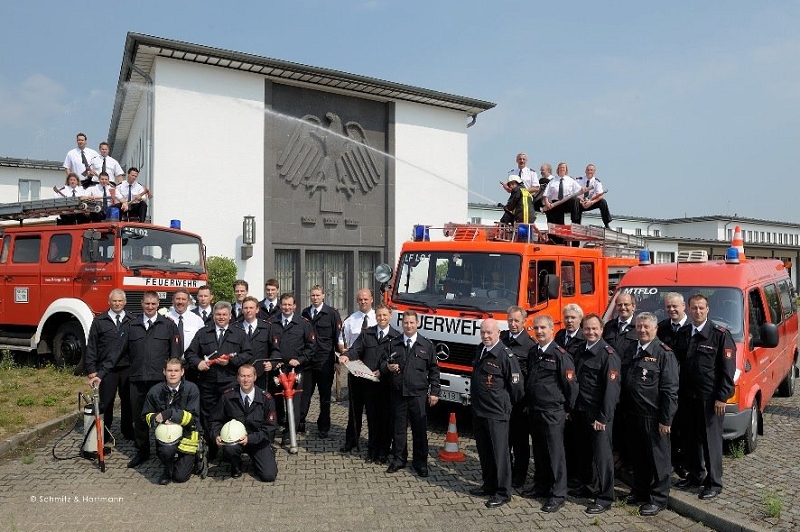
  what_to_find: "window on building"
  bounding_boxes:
[635,228,642,236]
[726,228,733,241]
[274,249,298,296]
[655,251,675,263]
[746,230,752,242]
[18,179,41,202]
[306,250,348,313]
[653,229,661,237]
[470,217,482,225]
[616,226,623,233]
[760,232,765,242]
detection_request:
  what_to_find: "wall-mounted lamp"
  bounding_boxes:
[241,215,255,260]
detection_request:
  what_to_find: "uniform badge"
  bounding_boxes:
[609,370,618,381]
[644,356,657,362]
[641,368,648,381]
[511,373,520,384]
[725,348,733,359]
[565,369,575,381]
[485,375,493,387]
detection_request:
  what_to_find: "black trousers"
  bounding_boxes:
[299,359,335,432]
[130,379,161,455]
[156,442,195,483]
[574,199,612,226]
[685,397,724,489]
[198,380,233,452]
[222,441,277,482]
[474,415,512,500]
[99,365,133,438]
[344,376,391,458]
[629,415,672,508]
[390,393,428,468]
[122,201,147,222]
[573,410,616,506]
[545,198,579,225]
[508,401,530,484]
[530,409,567,501]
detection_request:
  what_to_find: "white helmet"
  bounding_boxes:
[154,423,184,445]
[507,175,522,185]
[219,419,247,444]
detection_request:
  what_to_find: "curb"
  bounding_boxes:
[668,489,773,532]
[0,411,79,458]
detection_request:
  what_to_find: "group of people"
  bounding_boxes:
[472,293,735,515]
[500,153,613,230]
[59,132,150,223]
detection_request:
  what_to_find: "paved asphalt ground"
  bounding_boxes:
[1,376,798,532]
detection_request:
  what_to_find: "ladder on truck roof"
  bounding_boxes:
[0,197,102,223]
[438,222,645,258]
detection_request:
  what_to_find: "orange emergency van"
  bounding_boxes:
[604,240,798,453]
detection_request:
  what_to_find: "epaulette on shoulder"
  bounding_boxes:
[262,390,272,400]
[222,387,236,395]
[502,346,515,357]
[714,324,728,333]
[659,342,672,351]
[555,345,566,354]
[604,345,615,354]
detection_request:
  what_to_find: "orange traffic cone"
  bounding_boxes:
[438,412,465,462]
[731,225,747,262]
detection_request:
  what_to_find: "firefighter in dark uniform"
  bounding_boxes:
[299,285,342,438]
[555,303,585,490]
[571,314,621,514]
[185,301,253,460]
[522,315,578,513]
[211,364,278,481]
[675,294,736,500]
[345,302,400,463]
[142,358,201,485]
[656,292,691,479]
[237,296,276,392]
[469,318,524,509]
[623,312,679,516]
[382,309,440,477]
[87,288,134,441]
[267,292,315,436]
[501,305,536,488]
[123,291,182,469]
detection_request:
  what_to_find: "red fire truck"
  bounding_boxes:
[377,222,642,405]
[0,198,207,370]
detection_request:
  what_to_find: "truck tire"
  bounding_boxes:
[53,321,86,374]
[777,361,796,397]
[742,401,759,454]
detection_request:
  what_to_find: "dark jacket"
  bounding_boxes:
[679,321,736,402]
[525,341,578,413]
[574,340,621,424]
[500,330,535,379]
[86,311,133,378]
[301,304,342,368]
[210,385,277,446]
[192,306,214,325]
[123,314,182,382]
[602,318,638,367]
[142,379,200,436]
[656,318,691,353]
[503,185,534,223]
[236,319,277,376]
[268,314,315,367]
[623,340,679,426]
[381,334,441,398]
[471,342,524,420]
[555,327,586,357]
[185,323,253,385]
[257,299,280,322]
[348,325,401,371]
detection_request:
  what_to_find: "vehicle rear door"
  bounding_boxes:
[3,234,41,325]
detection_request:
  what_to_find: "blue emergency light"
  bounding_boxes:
[170,219,181,229]
[412,225,430,242]
[516,224,530,242]
[725,247,740,264]
[638,249,652,266]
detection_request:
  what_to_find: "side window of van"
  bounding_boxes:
[748,289,766,342]
[12,236,41,263]
[561,261,575,297]
[580,261,595,295]
[0,235,9,263]
[777,280,794,320]
[763,284,782,324]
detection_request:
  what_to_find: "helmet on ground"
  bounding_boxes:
[154,423,184,445]
[220,419,247,444]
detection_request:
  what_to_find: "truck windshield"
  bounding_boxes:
[393,251,521,313]
[120,226,204,274]
[605,286,745,341]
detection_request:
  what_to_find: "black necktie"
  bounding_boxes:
[558,178,564,200]
[312,308,317,319]
[565,334,571,346]
[406,338,412,353]
[248,324,253,338]
[102,187,108,208]
[636,346,643,358]
[178,315,185,351]
[362,315,369,331]
[102,156,106,175]
[72,188,76,197]
[217,328,224,345]
[584,180,591,200]
[202,310,208,321]
[80,150,89,175]
[619,321,626,333]
[268,302,273,313]
[378,330,384,341]
[115,314,121,329]
[244,395,251,409]
[480,347,488,360]
[672,322,680,332]
[518,168,522,178]
[128,184,132,202]
[284,318,289,328]
[537,346,544,357]
[146,319,152,330]
[168,388,178,406]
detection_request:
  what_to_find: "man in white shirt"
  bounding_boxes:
[501,153,539,194]
[85,172,118,221]
[167,289,205,355]
[116,168,150,222]
[543,162,582,225]
[90,142,125,185]
[573,164,612,229]
[63,132,100,189]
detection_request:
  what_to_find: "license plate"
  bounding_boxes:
[439,390,461,403]
[157,291,167,300]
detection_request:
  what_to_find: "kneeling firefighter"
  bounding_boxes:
[142,358,202,485]
[500,176,535,225]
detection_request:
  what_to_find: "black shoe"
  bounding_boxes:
[485,497,509,509]
[542,499,564,513]
[230,467,242,479]
[158,468,171,486]
[639,503,664,516]
[365,456,375,464]
[127,453,149,468]
[521,488,549,499]
[585,502,609,514]
[386,463,404,474]
[699,487,721,500]
[469,487,494,496]
[376,455,388,464]
[676,478,703,489]
[297,423,306,434]
[318,431,328,439]
[412,464,429,477]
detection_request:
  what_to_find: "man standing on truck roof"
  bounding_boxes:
[86,288,135,441]
[469,318,524,509]
[674,294,735,501]
[63,132,99,189]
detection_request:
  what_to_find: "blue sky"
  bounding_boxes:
[1,1,797,221]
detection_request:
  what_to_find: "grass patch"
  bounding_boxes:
[729,439,746,459]
[0,361,85,438]
[762,490,783,518]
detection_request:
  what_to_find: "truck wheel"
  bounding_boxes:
[53,321,86,374]
[742,402,759,454]
[777,362,796,397]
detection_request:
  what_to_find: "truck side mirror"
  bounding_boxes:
[753,323,779,348]
[546,274,560,300]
